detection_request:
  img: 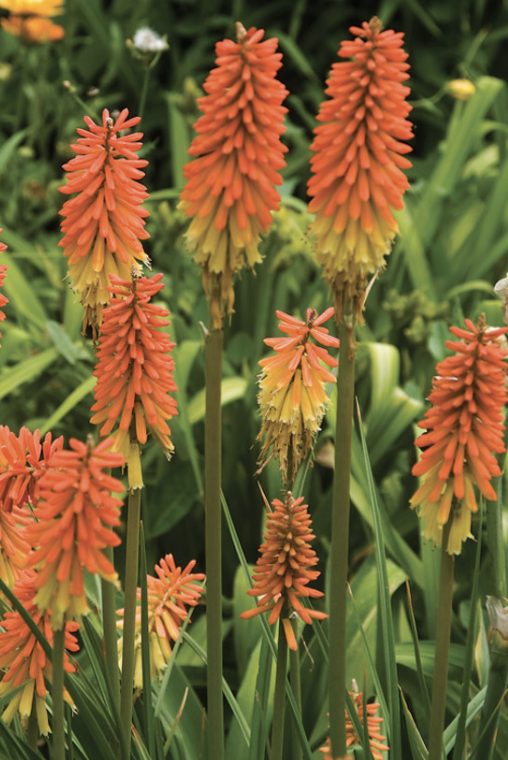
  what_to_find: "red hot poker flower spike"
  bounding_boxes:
[308,18,413,316]
[257,307,339,485]
[179,23,288,327]
[0,570,79,736]
[26,437,125,628]
[117,554,204,690]
[410,316,508,555]
[240,492,327,651]
[321,684,389,760]
[59,108,150,332]
[90,272,178,473]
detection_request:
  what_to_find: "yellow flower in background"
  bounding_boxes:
[447,79,475,101]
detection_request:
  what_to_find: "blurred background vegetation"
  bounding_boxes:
[2,0,508,757]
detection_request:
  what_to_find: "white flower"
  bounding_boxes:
[133,27,168,54]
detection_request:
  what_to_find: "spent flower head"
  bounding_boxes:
[410,316,508,554]
[308,18,413,317]
[179,23,288,327]
[257,307,339,485]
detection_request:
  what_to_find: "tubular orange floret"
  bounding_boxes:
[321,683,389,760]
[90,272,178,467]
[25,437,125,628]
[117,553,205,689]
[410,316,508,555]
[59,108,150,333]
[179,23,288,327]
[308,17,413,317]
[257,307,339,485]
[240,492,327,650]
[0,570,79,736]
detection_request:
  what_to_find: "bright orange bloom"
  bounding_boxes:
[0,231,8,345]
[257,307,339,485]
[411,317,508,555]
[1,15,64,41]
[59,108,150,332]
[321,685,389,760]
[179,23,288,327]
[26,437,125,628]
[90,272,178,473]
[308,18,413,316]
[0,570,79,735]
[240,492,327,650]
[117,554,204,689]
[0,427,63,588]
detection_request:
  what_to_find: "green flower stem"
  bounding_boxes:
[27,706,38,751]
[271,620,289,760]
[329,311,356,759]
[138,66,151,122]
[205,326,224,760]
[486,477,506,599]
[120,486,142,759]
[102,545,120,710]
[428,521,454,760]
[52,626,66,760]
[289,629,303,760]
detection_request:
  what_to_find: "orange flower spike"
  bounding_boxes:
[257,307,339,485]
[117,554,205,689]
[90,272,178,467]
[240,493,327,651]
[410,317,508,555]
[26,437,125,628]
[321,686,389,760]
[179,23,288,327]
[59,108,150,332]
[0,571,79,735]
[308,18,413,316]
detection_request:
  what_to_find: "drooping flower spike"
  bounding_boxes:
[411,316,508,555]
[257,307,339,485]
[117,554,205,690]
[59,108,150,332]
[240,492,327,650]
[321,682,389,760]
[0,570,79,736]
[308,17,413,317]
[0,230,8,345]
[26,437,125,628]
[90,272,178,480]
[179,23,288,327]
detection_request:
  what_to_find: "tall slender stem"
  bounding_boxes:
[289,630,303,760]
[271,621,289,760]
[102,545,120,710]
[52,627,66,760]
[428,521,454,760]
[329,312,356,759]
[486,474,507,599]
[120,486,142,758]
[205,326,224,760]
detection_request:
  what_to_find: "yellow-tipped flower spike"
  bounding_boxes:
[257,307,339,485]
